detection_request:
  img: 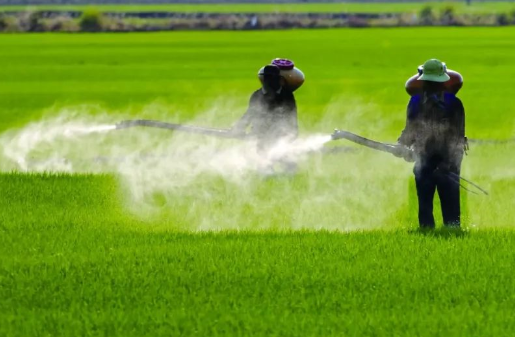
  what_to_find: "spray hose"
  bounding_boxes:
[330,129,489,196]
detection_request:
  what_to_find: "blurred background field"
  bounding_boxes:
[2,1,515,32]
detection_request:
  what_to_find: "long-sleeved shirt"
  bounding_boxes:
[233,88,298,145]
[398,92,466,169]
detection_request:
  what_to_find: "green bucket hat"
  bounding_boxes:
[417,59,450,82]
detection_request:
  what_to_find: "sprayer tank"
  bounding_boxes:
[258,58,305,92]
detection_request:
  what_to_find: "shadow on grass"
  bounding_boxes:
[408,227,469,239]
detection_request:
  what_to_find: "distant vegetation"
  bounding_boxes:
[1,3,515,32]
[1,1,514,32]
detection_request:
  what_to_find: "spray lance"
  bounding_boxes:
[330,129,488,195]
[331,129,413,159]
[115,119,248,140]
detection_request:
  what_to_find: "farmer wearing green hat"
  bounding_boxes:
[397,59,467,228]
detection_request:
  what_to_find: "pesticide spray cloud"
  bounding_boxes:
[0,98,435,231]
[1,113,116,172]
[4,98,512,231]
[0,105,334,221]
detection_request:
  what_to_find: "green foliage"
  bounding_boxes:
[79,8,103,32]
[419,5,435,25]
[440,5,457,24]
[0,14,6,31]
[14,11,45,32]
[497,13,510,26]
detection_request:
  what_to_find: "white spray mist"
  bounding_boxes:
[0,105,334,219]
[0,99,437,230]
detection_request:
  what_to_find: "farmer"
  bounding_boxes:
[397,59,467,228]
[232,62,300,174]
[232,64,298,147]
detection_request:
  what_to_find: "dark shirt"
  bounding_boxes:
[398,92,465,169]
[234,88,298,143]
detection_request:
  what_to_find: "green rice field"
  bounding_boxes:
[1,27,515,336]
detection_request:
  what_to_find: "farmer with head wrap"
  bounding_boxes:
[232,59,304,174]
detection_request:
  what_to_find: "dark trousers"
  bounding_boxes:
[414,164,461,228]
